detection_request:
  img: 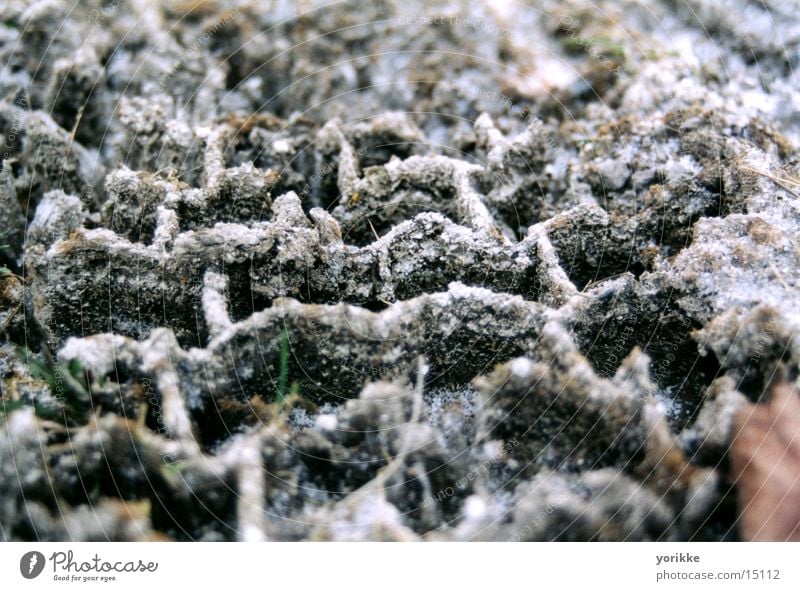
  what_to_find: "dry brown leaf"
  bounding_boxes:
[731,381,800,541]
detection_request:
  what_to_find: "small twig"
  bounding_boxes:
[368,219,381,242]
[740,166,800,198]
[582,272,627,292]
[69,103,86,143]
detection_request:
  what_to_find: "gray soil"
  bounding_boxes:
[1,0,799,540]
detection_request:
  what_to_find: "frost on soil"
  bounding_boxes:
[1,0,799,541]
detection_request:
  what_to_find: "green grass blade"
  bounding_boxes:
[276,329,290,404]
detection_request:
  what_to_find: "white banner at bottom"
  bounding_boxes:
[0,542,796,590]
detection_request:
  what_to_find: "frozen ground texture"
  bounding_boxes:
[1,0,799,540]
